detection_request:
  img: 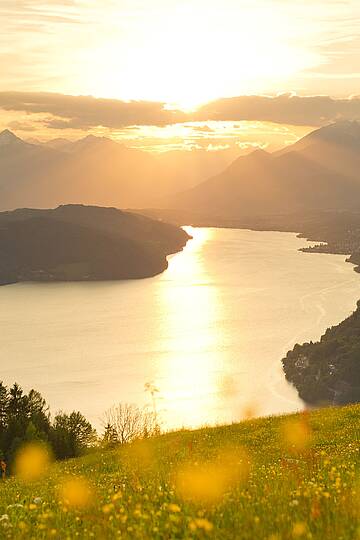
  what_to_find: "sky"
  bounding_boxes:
[0,0,360,152]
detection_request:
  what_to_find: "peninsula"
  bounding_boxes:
[0,204,190,285]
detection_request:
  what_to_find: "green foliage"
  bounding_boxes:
[49,412,96,460]
[0,382,51,471]
[0,382,95,470]
[283,302,360,405]
[102,423,119,448]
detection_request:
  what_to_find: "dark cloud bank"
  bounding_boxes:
[1,91,360,129]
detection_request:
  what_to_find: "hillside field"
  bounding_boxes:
[0,405,359,539]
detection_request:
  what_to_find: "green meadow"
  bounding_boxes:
[0,404,359,540]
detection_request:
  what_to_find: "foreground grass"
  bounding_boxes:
[0,405,359,539]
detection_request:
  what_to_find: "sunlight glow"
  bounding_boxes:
[84,3,320,109]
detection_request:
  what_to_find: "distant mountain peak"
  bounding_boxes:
[323,119,360,133]
[275,118,360,159]
[331,118,360,127]
[80,134,114,144]
[82,134,99,142]
[309,119,360,142]
[0,129,22,146]
[75,134,115,148]
[249,148,270,158]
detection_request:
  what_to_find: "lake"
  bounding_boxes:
[1,227,360,430]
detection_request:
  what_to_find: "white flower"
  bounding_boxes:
[33,497,42,505]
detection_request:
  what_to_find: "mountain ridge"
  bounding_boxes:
[173,120,360,217]
[0,130,235,210]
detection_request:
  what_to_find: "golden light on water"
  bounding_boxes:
[152,227,306,429]
[156,227,224,427]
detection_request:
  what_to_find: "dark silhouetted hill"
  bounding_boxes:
[0,205,190,285]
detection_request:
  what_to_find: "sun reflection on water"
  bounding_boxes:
[155,227,225,427]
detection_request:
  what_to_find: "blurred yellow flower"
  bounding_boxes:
[102,504,114,514]
[292,522,307,537]
[176,462,228,504]
[59,477,93,509]
[15,443,51,482]
[168,503,181,513]
[176,446,249,505]
[281,417,312,452]
[189,518,214,532]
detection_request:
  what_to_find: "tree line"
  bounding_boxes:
[0,381,95,471]
[0,381,160,474]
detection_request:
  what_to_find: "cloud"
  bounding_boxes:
[0,92,187,129]
[1,91,360,130]
[0,1,84,30]
[7,120,37,132]
[196,94,360,126]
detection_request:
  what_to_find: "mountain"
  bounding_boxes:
[43,137,72,151]
[0,129,24,147]
[5,121,360,216]
[275,120,360,180]
[277,120,360,156]
[0,130,65,209]
[0,131,161,210]
[173,121,360,218]
[0,204,190,285]
[0,131,234,211]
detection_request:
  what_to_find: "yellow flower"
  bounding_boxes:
[281,418,312,453]
[15,443,51,482]
[168,503,181,513]
[102,504,114,514]
[176,447,249,505]
[292,522,307,537]
[59,477,93,509]
[189,518,214,532]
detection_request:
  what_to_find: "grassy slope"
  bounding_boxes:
[0,405,359,539]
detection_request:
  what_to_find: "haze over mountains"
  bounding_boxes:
[1,121,360,217]
[174,121,360,217]
[0,130,233,211]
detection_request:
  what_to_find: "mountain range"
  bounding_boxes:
[0,130,233,211]
[173,120,360,217]
[1,121,360,217]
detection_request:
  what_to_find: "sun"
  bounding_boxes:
[83,2,320,110]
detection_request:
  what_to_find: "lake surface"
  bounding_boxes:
[1,227,360,430]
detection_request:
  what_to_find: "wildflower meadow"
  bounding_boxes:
[0,404,359,539]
